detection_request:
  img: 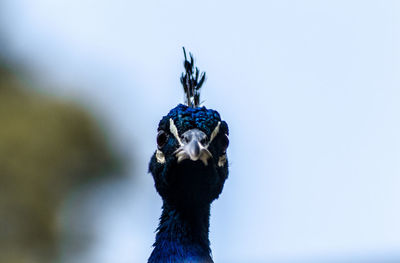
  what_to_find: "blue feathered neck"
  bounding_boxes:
[148,202,213,263]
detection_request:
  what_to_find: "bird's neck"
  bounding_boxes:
[148,202,213,263]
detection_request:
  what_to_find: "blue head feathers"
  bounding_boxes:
[148,48,229,263]
[158,104,228,140]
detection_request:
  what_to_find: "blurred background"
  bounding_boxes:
[0,0,399,262]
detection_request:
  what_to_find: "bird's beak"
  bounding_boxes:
[186,137,202,161]
[174,129,212,165]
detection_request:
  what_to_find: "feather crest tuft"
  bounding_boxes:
[180,47,206,108]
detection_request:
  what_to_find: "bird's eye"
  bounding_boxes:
[157,130,168,149]
[221,134,229,153]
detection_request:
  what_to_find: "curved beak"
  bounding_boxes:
[174,129,212,165]
[186,138,201,161]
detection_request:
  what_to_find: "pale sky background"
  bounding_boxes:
[1,1,400,262]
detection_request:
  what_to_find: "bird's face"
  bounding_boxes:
[149,104,229,205]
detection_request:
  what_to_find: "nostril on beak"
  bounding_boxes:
[182,136,190,144]
[200,137,207,146]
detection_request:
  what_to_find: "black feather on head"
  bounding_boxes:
[180,47,206,108]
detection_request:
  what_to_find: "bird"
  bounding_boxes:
[148,48,230,263]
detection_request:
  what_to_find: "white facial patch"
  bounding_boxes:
[218,154,226,167]
[169,119,183,146]
[156,149,166,164]
[207,121,221,147]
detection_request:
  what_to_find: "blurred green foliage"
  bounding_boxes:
[0,62,123,263]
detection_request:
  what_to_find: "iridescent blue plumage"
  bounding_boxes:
[148,50,229,263]
[158,104,227,139]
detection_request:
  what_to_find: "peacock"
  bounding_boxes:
[148,48,230,263]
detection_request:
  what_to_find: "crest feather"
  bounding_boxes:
[180,47,206,108]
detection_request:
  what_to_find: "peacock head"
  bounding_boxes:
[149,104,229,205]
[149,48,229,206]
